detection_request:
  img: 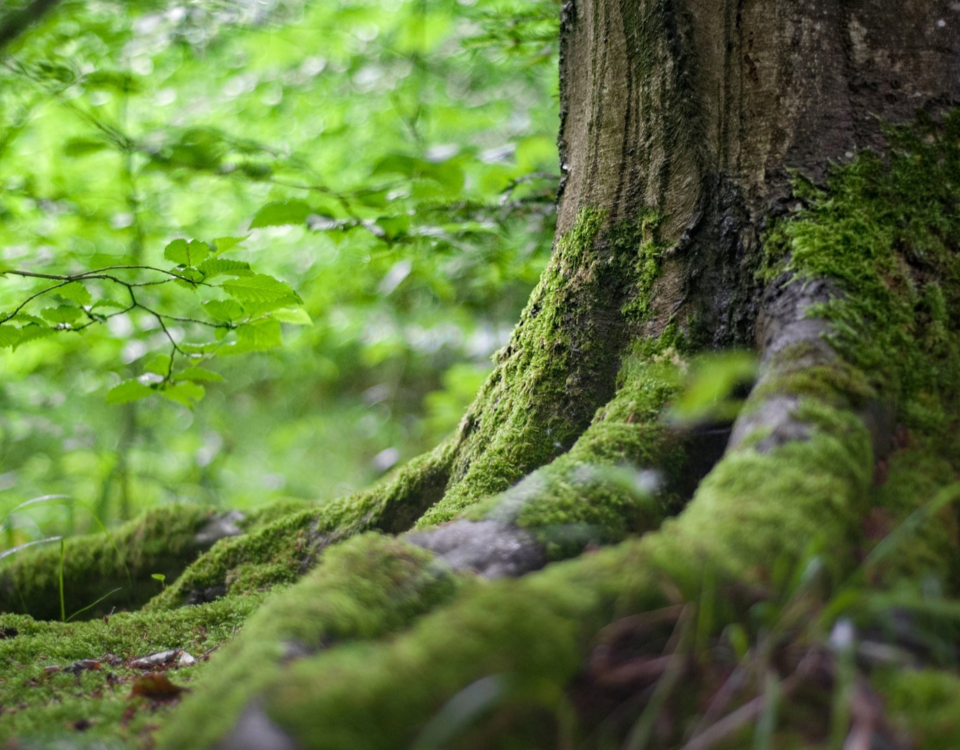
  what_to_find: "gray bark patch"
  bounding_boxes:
[404,520,547,578]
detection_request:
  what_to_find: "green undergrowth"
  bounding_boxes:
[458,335,688,558]
[147,441,455,610]
[876,670,960,749]
[0,504,216,622]
[158,533,464,750]
[866,447,960,591]
[0,594,263,747]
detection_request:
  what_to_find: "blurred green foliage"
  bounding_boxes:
[0,0,560,547]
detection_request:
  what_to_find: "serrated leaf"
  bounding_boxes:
[174,367,224,383]
[14,326,55,348]
[64,138,110,158]
[164,239,211,267]
[57,282,92,305]
[250,201,311,229]
[235,319,282,351]
[13,325,57,351]
[270,307,313,326]
[203,299,245,323]
[106,379,154,404]
[41,306,82,324]
[197,258,252,279]
[160,381,205,408]
[91,300,126,310]
[221,274,300,304]
[211,236,250,255]
[10,313,45,325]
[0,326,21,349]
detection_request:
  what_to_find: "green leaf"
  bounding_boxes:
[10,313,45,325]
[220,319,283,355]
[0,326,21,349]
[166,127,226,171]
[64,138,109,158]
[164,239,211,267]
[57,283,92,305]
[144,354,172,376]
[198,258,252,279]
[173,268,205,290]
[106,379,154,404]
[91,300,127,310]
[250,201,311,229]
[160,381,205,408]
[14,326,56,348]
[221,274,300,305]
[83,70,140,92]
[211,236,250,255]
[203,299,245,323]
[373,153,422,177]
[240,162,273,180]
[270,307,313,326]
[174,367,224,383]
[41,306,82,324]
[235,319,282,351]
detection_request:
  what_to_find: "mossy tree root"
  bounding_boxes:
[162,389,879,750]
[0,504,224,621]
[146,440,457,610]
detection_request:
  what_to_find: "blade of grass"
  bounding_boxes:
[58,537,66,622]
[0,535,62,561]
[752,671,780,750]
[66,587,123,622]
[622,605,694,750]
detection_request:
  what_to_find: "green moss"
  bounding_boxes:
[421,208,673,526]
[157,397,870,750]
[158,533,462,750]
[865,448,960,591]
[0,595,262,747]
[765,110,960,434]
[461,336,687,558]
[0,503,215,621]
[147,441,455,610]
[876,669,960,749]
[751,345,876,408]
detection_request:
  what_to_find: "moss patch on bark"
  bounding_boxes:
[423,207,669,525]
[459,337,688,559]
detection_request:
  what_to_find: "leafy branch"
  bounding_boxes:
[0,236,305,408]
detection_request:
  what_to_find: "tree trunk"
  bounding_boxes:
[3,2,960,748]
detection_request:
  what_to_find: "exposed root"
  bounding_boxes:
[146,440,456,610]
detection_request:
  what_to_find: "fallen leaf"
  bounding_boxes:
[129,673,185,701]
